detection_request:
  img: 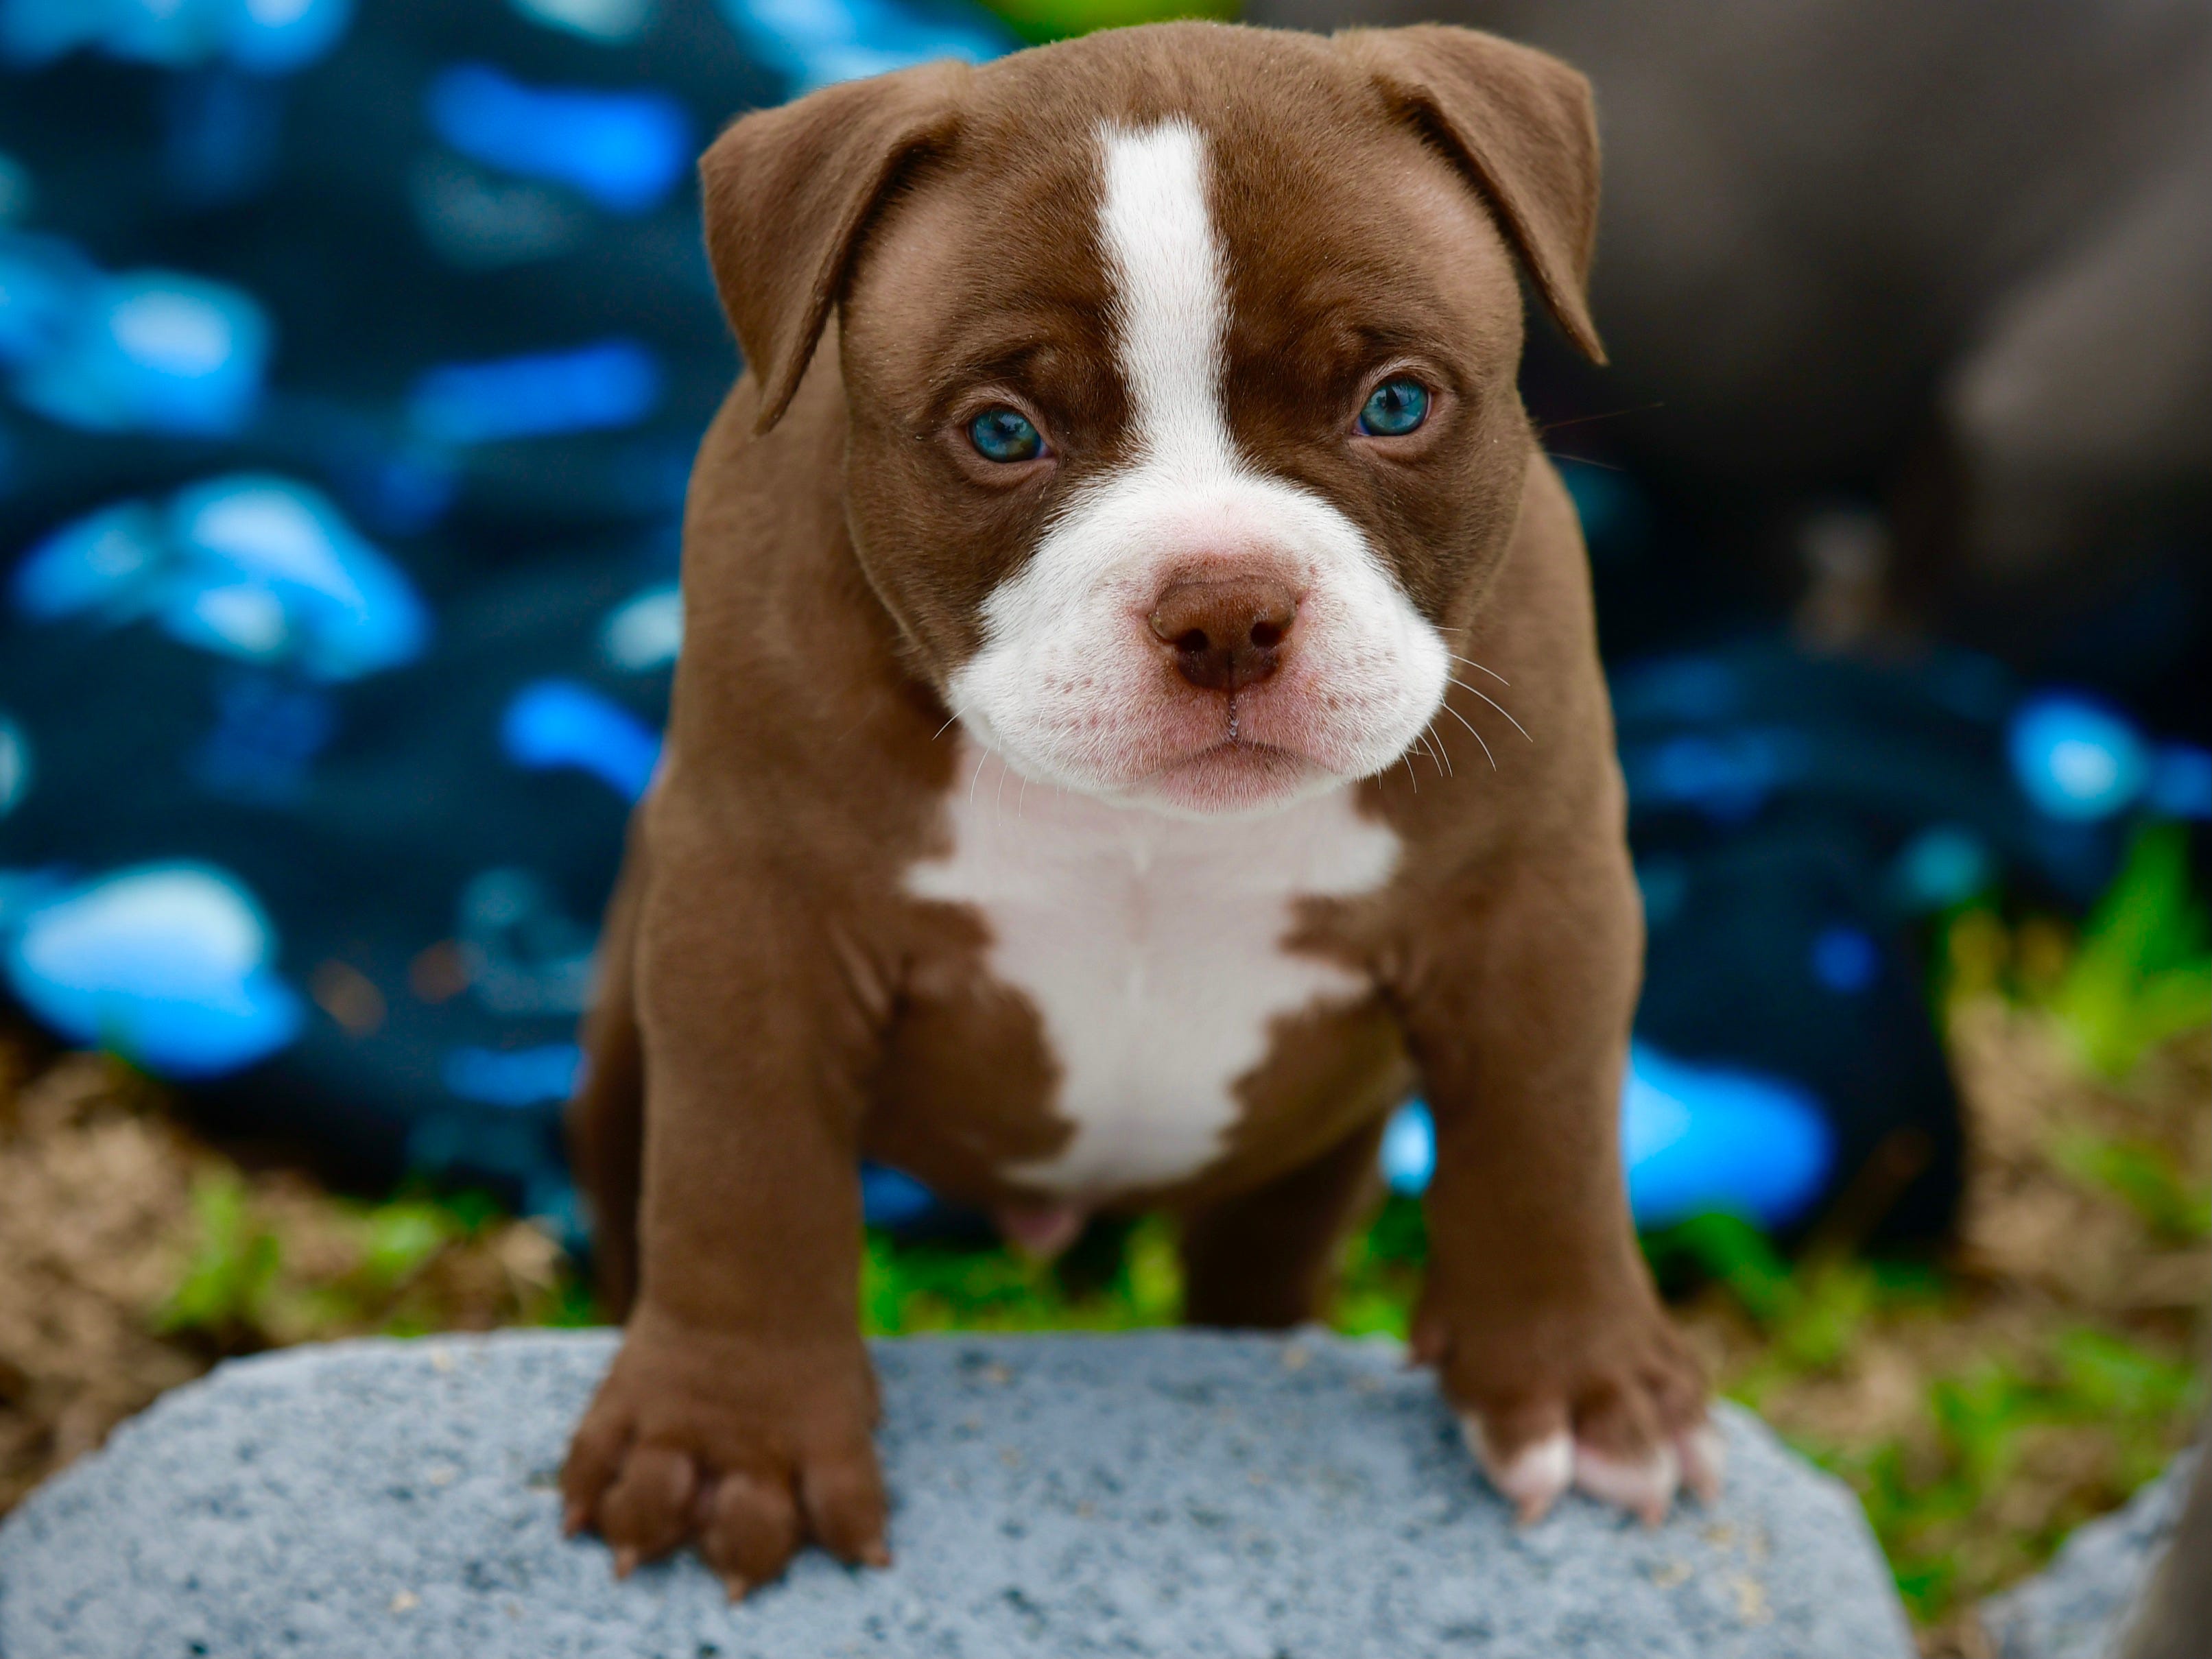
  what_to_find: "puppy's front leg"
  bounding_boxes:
[562,795,886,1597]
[1401,831,1720,1526]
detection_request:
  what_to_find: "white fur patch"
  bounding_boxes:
[944,119,1449,815]
[1097,118,1232,475]
[907,743,1399,1195]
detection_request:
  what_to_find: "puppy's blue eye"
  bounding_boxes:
[1357,377,1429,437]
[968,407,1044,463]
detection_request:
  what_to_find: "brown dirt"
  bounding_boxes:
[0,1033,573,1517]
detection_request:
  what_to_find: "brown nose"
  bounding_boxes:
[1148,577,1298,693]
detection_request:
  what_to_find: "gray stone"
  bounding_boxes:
[0,1328,1914,1659]
[1983,1453,2198,1659]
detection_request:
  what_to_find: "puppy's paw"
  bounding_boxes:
[560,1311,887,1597]
[1418,1291,1717,1527]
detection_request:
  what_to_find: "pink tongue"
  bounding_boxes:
[995,1202,1088,1261]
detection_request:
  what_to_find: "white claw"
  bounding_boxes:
[1572,1441,1681,1527]
[1461,1418,1573,1524]
[1678,1422,1727,1505]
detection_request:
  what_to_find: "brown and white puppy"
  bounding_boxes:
[560,20,1715,1592]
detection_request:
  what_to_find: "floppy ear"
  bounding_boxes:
[1337,25,1605,363]
[700,62,968,433]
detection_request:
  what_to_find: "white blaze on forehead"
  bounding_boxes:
[1097,119,1235,470]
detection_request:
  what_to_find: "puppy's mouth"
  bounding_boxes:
[1134,721,1335,817]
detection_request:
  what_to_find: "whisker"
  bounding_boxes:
[1412,731,1441,780]
[1447,654,1510,687]
[1421,721,1453,778]
[1016,772,1030,822]
[1436,697,1497,770]
[968,746,989,807]
[931,712,961,741]
[1534,400,1663,437]
[995,750,1010,821]
[1401,750,1420,793]
[1450,678,1534,743]
[1546,450,1627,473]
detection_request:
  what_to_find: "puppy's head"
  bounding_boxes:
[702,23,1602,817]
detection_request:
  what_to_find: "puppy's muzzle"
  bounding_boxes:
[1147,575,1298,694]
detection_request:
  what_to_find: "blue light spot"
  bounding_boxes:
[2008,693,2149,822]
[12,477,429,680]
[165,475,431,678]
[442,1043,583,1108]
[0,0,353,74]
[501,679,662,801]
[1809,924,1880,994]
[426,64,692,215]
[10,501,165,620]
[861,1162,939,1229]
[2148,744,2212,822]
[12,270,270,437]
[1379,1045,1836,1231]
[408,338,662,445]
[714,0,1015,93]
[1379,1100,1434,1196]
[1621,1042,1834,1230]
[511,0,656,43]
[226,0,355,76]
[600,582,682,671]
[1891,824,1993,912]
[3,863,305,1079]
[1625,726,1805,824]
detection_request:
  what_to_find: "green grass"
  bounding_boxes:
[158,1175,595,1350]
[2052,824,2212,1077]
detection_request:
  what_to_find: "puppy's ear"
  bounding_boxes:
[1338,25,1604,363]
[701,62,967,432]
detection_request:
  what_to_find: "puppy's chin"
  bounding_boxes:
[1124,741,1342,820]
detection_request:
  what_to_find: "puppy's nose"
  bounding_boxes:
[1148,577,1298,693]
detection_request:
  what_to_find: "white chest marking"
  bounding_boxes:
[907,745,1400,1195]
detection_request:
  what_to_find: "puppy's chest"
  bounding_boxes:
[905,745,1399,1195]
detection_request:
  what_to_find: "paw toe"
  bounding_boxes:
[1460,1417,1574,1524]
[700,1469,804,1589]
[1677,1421,1726,1505]
[1572,1439,1680,1527]
[597,1444,700,1563]
[800,1445,892,1566]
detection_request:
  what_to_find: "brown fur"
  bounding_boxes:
[561,21,1704,1590]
